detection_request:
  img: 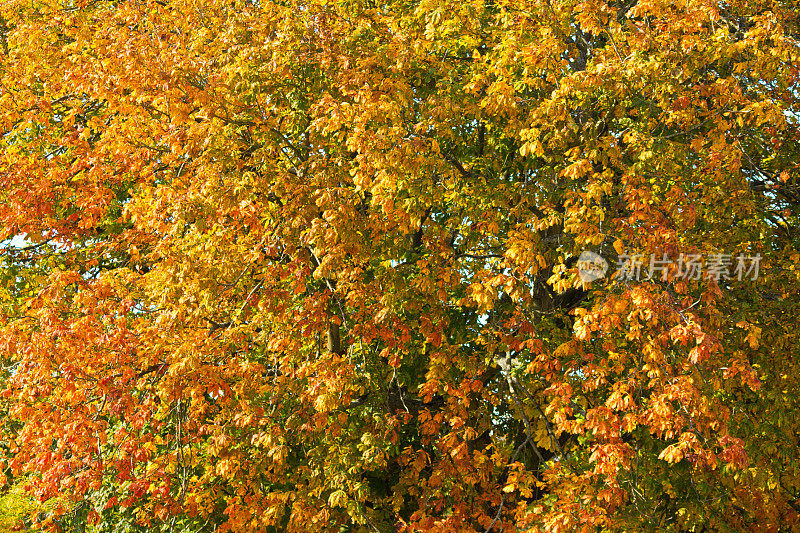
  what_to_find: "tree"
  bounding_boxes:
[0,0,799,531]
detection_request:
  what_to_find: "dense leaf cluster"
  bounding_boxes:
[0,0,799,531]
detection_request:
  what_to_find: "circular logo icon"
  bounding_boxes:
[577,250,608,283]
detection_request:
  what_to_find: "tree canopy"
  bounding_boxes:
[1,0,799,531]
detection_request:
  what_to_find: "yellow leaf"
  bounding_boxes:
[328,489,348,508]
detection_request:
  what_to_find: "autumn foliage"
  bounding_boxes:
[1,0,799,530]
